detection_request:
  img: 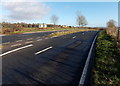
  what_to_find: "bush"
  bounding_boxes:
[92,31,120,85]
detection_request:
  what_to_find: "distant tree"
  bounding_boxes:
[107,19,116,28]
[106,19,118,38]
[76,11,88,27]
[51,15,58,26]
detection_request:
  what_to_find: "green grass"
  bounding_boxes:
[92,31,120,85]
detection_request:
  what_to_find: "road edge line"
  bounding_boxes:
[78,34,98,86]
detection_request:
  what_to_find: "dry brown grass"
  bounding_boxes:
[48,29,97,37]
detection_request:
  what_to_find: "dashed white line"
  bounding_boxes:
[45,38,48,39]
[37,39,42,41]
[72,36,76,39]
[0,44,33,57]
[27,38,33,40]
[82,33,85,35]
[35,46,53,55]
[37,37,41,39]
[51,36,57,38]
[11,44,22,47]
[3,42,10,45]
[16,40,22,42]
[25,41,33,44]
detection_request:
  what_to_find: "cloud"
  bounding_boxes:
[2,0,51,22]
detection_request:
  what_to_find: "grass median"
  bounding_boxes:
[92,31,120,85]
[48,29,97,37]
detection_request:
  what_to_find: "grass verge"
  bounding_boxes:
[48,29,97,37]
[92,31,120,85]
[2,27,72,35]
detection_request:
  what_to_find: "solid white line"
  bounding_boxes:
[11,44,22,47]
[78,35,98,85]
[16,40,22,42]
[3,42,10,45]
[72,36,76,39]
[35,46,52,55]
[25,41,33,44]
[0,44,33,57]
[37,39,42,41]
[27,38,33,40]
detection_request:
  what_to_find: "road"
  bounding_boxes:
[2,31,59,44]
[1,31,98,85]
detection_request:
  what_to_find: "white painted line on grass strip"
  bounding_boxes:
[72,36,76,39]
[25,41,33,44]
[0,44,33,57]
[37,39,42,41]
[27,38,33,40]
[11,44,22,47]
[16,40,22,42]
[3,42,10,45]
[78,35,97,86]
[35,46,53,55]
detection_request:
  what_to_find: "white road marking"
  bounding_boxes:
[82,33,85,35]
[51,33,54,34]
[3,42,10,45]
[35,46,53,55]
[37,37,41,39]
[16,40,22,42]
[0,44,33,57]
[25,41,33,44]
[72,36,76,39]
[37,39,42,41]
[45,38,48,39]
[11,44,22,47]
[51,36,57,38]
[27,38,33,40]
[78,35,98,85]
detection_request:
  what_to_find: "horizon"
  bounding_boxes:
[0,1,118,27]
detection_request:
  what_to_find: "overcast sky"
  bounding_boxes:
[0,0,118,27]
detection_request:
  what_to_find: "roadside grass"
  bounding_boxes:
[2,27,72,35]
[0,45,3,49]
[2,27,98,35]
[47,29,97,37]
[92,31,120,85]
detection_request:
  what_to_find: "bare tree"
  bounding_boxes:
[107,19,116,28]
[76,12,88,27]
[51,15,58,26]
[106,19,118,38]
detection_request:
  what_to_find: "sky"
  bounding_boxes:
[0,0,118,27]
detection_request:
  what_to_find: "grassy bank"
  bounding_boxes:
[48,29,97,37]
[92,31,120,85]
[2,27,70,35]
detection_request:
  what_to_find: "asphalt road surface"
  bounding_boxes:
[2,31,56,43]
[1,31,98,85]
